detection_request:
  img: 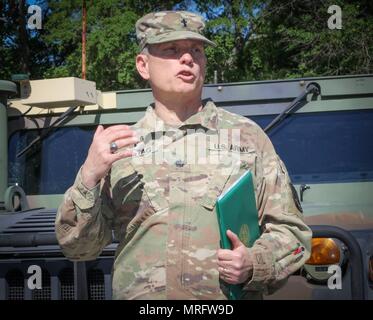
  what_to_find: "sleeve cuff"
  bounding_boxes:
[70,167,101,210]
[242,246,273,292]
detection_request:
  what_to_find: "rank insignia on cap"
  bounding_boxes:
[181,18,188,27]
[135,11,216,50]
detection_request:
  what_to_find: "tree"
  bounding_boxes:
[250,0,373,78]
[197,0,373,81]
[41,0,189,90]
[0,0,51,80]
[1,0,372,89]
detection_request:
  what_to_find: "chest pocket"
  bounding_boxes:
[111,168,167,251]
[110,165,147,232]
[136,167,169,212]
[201,151,258,211]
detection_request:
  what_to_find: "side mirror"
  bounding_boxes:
[4,184,30,212]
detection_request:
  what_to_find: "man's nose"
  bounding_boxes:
[179,51,194,65]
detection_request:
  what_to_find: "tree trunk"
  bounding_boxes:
[17,0,30,74]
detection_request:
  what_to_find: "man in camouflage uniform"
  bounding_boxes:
[55,11,312,300]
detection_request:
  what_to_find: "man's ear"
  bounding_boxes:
[136,54,150,80]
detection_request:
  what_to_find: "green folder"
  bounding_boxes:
[216,170,260,300]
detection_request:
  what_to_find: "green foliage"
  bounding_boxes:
[200,0,373,82]
[1,0,372,90]
[0,0,51,80]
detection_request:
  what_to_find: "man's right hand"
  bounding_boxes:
[81,125,139,189]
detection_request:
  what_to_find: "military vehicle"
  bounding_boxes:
[0,75,372,300]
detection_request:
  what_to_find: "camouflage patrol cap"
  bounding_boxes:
[136,11,216,50]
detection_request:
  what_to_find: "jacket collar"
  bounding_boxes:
[137,99,219,133]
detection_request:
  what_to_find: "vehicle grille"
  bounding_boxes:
[87,269,105,300]
[1,260,113,300]
[6,269,24,300]
[0,209,115,300]
[59,268,74,300]
[31,269,51,300]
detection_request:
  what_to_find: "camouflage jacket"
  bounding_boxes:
[55,100,312,300]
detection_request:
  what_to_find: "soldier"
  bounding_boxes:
[55,10,312,299]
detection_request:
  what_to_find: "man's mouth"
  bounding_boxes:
[177,70,196,81]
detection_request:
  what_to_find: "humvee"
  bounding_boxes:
[0,75,372,300]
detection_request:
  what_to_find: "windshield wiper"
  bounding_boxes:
[264,82,321,133]
[16,105,79,158]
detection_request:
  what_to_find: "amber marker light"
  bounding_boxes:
[306,238,340,265]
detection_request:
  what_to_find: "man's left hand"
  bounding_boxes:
[217,230,254,284]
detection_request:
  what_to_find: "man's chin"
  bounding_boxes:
[154,83,203,98]
[173,83,202,95]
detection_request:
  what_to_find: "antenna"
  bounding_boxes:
[82,0,87,80]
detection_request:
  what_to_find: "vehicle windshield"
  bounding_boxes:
[253,109,373,185]
[9,126,94,195]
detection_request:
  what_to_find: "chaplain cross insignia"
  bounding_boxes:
[181,18,187,27]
